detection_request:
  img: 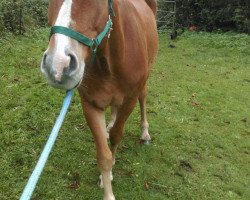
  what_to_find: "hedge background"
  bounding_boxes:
[0,0,48,35]
[0,0,249,34]
[159,0,250,33]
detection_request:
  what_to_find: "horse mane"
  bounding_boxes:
[144,0,157,16]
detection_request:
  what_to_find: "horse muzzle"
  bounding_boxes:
[41,49,84,90]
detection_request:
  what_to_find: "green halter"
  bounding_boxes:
[50,0,115,64]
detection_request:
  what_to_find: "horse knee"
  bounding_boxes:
[97,150,113,171]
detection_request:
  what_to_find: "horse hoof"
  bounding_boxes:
[140,139,151,145]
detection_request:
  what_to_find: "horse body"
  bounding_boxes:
[80,0,158,109]
[41,0,158,199]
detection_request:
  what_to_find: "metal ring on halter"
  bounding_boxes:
[91,40,98,52]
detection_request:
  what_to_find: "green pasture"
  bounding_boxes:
[0,29,249,199]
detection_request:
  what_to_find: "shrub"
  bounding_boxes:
[157,0,250,33]
[0,0,48,35]
[0,0,249,34]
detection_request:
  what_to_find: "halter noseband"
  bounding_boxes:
[49,0,115,64]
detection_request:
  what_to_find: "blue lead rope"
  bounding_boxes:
[20,90,74,200]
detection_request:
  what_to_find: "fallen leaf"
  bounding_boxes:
[145,181,150,190]
[191,101,200,106]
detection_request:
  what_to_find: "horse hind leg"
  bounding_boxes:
[109,97,138,164]
[139,86,152,144]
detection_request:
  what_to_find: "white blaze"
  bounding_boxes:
[54,0,73,54]
[52,0,73,80]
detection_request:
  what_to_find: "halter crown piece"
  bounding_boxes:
[50,0,115,64]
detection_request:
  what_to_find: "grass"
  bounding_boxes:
[0,29,249,200]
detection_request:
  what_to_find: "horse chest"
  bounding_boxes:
[79,79,124,110]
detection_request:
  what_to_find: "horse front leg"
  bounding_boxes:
[82,100,115,200]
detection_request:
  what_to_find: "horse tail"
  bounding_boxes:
[145,0,157,16]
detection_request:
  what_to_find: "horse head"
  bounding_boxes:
[41,0,110,90]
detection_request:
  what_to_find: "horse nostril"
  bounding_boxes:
[68,53,77,73]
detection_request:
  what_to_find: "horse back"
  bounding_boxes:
[144,0,157,15]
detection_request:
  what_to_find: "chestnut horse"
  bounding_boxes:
[41,0,158,199]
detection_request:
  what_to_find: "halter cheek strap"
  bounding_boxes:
[109,0,115,17]
[49,0,115,64]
